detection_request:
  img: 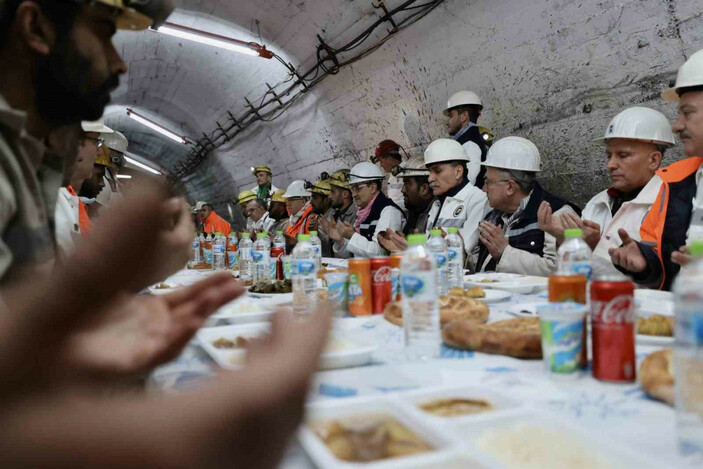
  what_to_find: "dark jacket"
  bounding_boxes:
[619,157,702,291]
[456,124,488,189]
[359,192,403,241]
[475,182,581,272]
[403,198,435,235]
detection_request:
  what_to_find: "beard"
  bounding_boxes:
[35,34,120,126]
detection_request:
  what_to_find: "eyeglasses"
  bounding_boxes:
[350,183,369,193]
[484,179,511,187]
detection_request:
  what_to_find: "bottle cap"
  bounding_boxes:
[298,234,311,241]
[447,227,459,234]
[276,231,283,235]
[564,228,583,238]
[257,232,268,239]
[310,230,318,236]
[430,229,442,236]
[241,233,250,238]
[407,234,427,245]
[689,240,703,258]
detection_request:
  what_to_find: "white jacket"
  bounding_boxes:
[333,205,403,258]
[246,211,275,231]
[582,176,662,277]
[462,140,483,187]
[427,182,489,255]
[54,187,81,257]
[688,165,703,243]
[385,173,405,214]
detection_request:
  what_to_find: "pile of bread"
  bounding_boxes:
[383,286,542,359]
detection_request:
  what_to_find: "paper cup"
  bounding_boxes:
[325,272,349,317]
[538,303,588,377]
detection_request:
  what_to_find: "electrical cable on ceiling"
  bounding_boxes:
[169,0,445,180]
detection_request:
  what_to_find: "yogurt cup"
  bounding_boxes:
[537,303,588,377]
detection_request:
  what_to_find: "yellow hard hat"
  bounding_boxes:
[478,126,494,144]
[93,0,173,31]
[95,145,111,167]
[328,169,351,190]
[237,190,257,205]
[270,189,287,203]
[309,179,332,196]
[251,165,272,175]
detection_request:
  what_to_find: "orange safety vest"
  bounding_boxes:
[285,204,314,238]
[639,156,703,289]
[66,185,92,236]
[204,211,232,236]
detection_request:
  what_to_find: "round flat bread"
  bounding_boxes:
[383,297,489,327]
[639,349,674,406]
[442,317,542,359]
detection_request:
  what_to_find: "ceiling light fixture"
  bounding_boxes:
[126,108,190,145]
[152,22,273,59]
[124,153,162,175]
[116,175,133,179]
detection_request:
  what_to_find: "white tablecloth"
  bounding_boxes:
[149,270,701,468]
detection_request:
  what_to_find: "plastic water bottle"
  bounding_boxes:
[238,233,253,281]
[309,230,322,269]
[558,228,593,279]
[212,232,226,271]
[252,232,271,284]
[202,234,213,267]
[227,232,238,268]
[401,234,440,360]
[191,233,201,263]
[292,234,318,318]
[445,227,464,289]
[273,230,285,249]
[428,229,448,295]
[672,240,703,455]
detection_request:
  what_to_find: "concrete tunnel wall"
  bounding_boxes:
[190,0,702,221]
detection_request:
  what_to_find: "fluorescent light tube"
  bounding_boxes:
[116,175,132,179]
[156,24,258,56]
[126,108,188,144]
[124,153,162,175]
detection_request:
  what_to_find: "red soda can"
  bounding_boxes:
[590,276,636,382]
[370,257,392,314]
[271,247,285,280]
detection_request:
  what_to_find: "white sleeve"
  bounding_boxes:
[459,192,489,255]
[462,141,482,187]
[346,207,403,258]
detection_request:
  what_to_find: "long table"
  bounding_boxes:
[149,268,700,468]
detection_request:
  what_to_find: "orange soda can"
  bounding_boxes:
[348,259,373,316]
[390,254,403,301]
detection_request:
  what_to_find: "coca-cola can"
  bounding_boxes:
[370,257,392,314]
[271,247,285,280]
[590,276,636,382]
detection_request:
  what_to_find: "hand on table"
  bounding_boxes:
[478,221,508,259]
[672,245,692,267]
[608,229,647,273]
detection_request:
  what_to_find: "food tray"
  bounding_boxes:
[197,323,377,370]
[299,389,665,469]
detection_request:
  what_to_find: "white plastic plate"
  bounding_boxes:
[476,289,512,304]
[464,273,548,294]
[197,323,377,371]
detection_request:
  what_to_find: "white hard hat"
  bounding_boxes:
[443,91,483,116]
[195,201,208,210]
[283,180,312,198]
[595,107,676,146]
[81,119,113,134]
[482,136,541,172]
[662,49,703,102]
[395,155,430,178]
[103,130,129,153]
[424,138,470,166]
[349,162,385,184]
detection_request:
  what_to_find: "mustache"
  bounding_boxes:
[679,130,692,139]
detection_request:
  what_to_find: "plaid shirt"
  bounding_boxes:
[0,94,60,281]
